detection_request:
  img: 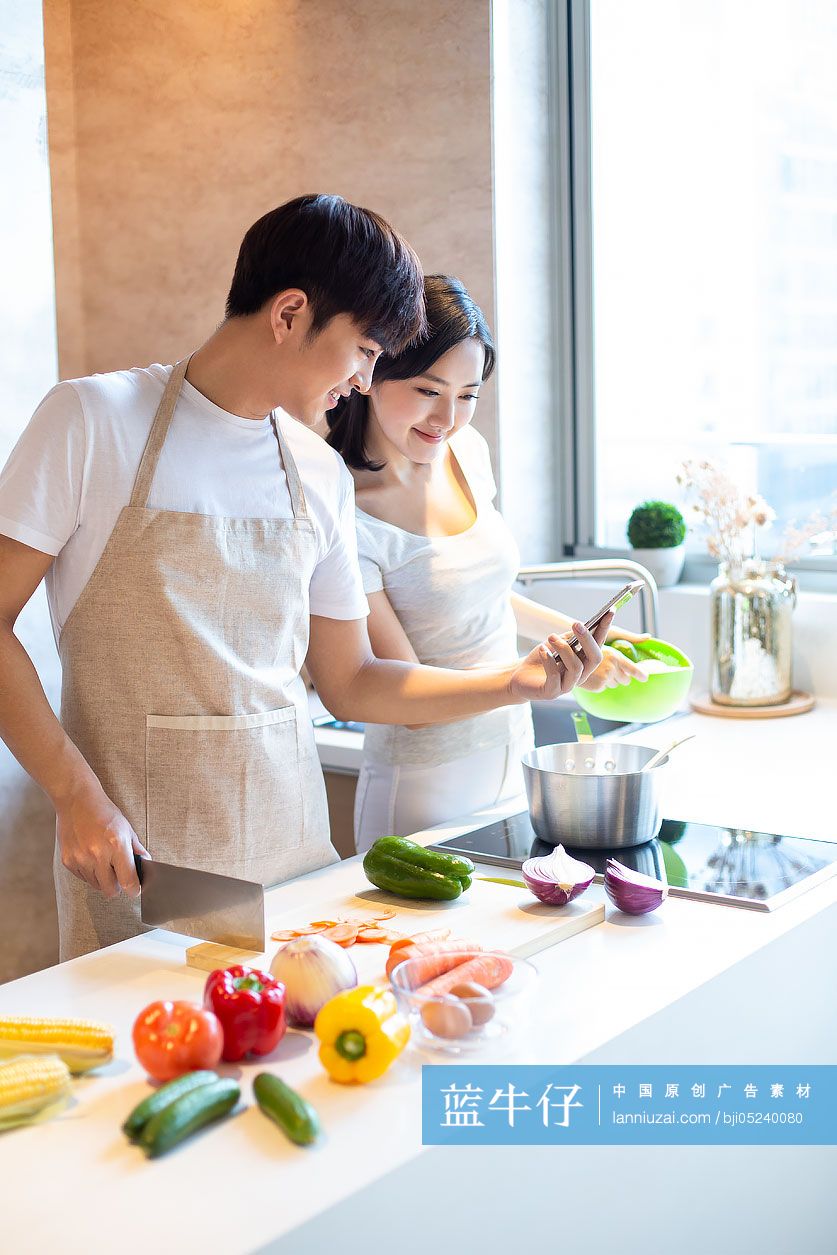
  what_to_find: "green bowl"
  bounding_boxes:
[574,637,694,724]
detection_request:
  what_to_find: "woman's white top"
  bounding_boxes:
[355,424,533,768]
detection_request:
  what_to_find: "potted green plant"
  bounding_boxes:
[627,500,687,587]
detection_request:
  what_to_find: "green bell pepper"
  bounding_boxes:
[362,836,474,901]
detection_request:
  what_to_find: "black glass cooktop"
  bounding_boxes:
[429,812,837,911]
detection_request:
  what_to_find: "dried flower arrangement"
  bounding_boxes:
[677,460,836,569]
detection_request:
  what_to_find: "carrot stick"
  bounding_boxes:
[385,930,455,971]
[417,953,514,998]
[387,939,486,982]
[402,928,452,948]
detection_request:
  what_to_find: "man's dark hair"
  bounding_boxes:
[326,274,495,471]
[225,194,426,354]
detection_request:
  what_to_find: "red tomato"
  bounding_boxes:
[132,1000,223,1081]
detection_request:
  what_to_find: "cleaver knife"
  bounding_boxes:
[134,856,265,950]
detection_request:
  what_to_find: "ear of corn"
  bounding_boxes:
[0,1017,114,1073]
[0,1054,72,1128]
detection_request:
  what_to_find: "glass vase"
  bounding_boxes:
[709,560,797,706]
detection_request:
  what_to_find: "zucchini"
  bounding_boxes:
[140,1077,239,1157]
[122,1070,219,1140]
[253,1072,320,1147]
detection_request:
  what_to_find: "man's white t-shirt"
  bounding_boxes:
[0,363,369,645]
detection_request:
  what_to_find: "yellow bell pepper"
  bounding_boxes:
[314,985,410,1084]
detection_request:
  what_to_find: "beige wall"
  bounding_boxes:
[44,0,497,450]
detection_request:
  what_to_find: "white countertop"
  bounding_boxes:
[2,700,835,1253]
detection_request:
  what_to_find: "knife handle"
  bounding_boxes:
[134,853,147,885]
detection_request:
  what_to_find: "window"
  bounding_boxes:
[0,5,58,459]
[556,0,837,574]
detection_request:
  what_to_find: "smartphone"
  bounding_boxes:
[555,579,645,657]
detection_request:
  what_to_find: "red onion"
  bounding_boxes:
[269,935,357,1027]
[604,858,668,915]
[522,845,595,906]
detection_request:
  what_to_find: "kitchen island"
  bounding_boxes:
[2,704,836,1254]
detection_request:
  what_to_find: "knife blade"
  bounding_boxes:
[134,856,265,950]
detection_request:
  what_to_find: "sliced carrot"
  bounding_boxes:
[356,927,390,943]
[321,923,359,947]
[270,929,301,942]
[307,920,338,929]
[368,908,397,921]
[357,926,408,944]
[417,953,514,998]
[292,922,334,935]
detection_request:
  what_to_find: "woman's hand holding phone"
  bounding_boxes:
[509,612,614,703]
[558,579,649,693]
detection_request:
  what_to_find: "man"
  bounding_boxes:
[0,194,609,961]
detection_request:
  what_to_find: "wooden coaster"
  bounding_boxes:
[690,690,815,719]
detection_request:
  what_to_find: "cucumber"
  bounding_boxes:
[122,1070,219,1140]
[253,1073,320,1147]
[140,1077,240,1157]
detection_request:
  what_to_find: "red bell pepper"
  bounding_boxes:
[204,966,287,1062]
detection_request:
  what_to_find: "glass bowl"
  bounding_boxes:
[389,951,538,1057]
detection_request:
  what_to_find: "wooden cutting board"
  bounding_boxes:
[258,878,604,980]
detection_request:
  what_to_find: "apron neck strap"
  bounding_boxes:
[131,359,309,520]
[270,413,309,520]
[130,358,189,509]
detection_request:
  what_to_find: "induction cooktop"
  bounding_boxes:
[429,812,837,911]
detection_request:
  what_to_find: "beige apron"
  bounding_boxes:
[54,359,337,961]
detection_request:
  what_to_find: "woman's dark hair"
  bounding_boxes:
[225,194,426,355]
[326,274,495,471]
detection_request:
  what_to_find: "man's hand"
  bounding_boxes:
[56,784,149,899]
[509,613,613,702]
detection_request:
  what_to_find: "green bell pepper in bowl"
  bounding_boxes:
[574,637,694,724]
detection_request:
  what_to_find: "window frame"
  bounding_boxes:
[550,0,837,590]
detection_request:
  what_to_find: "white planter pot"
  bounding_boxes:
[629,543,686,588]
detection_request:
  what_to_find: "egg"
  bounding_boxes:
[420,996,473,1039]
[447,981,496,1027]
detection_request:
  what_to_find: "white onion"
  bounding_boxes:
[270,935,358,1027]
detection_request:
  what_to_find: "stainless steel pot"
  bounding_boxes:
[522,741,666,849]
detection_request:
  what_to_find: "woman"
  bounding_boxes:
[327,276,647,852]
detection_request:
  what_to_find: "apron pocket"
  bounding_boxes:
[145,706,304,877]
